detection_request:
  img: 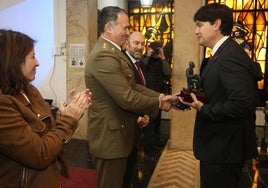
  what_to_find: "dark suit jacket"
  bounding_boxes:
[123,51,147,86]
[195,37,258,163]
[132,60,147,86]
[84,37,160,159]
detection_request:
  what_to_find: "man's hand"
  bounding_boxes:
[178,92,204,111]
[138,115,150,128]
[146,46,154,57]
[156,47,165,60]
[159,94,172,111]
[163,94,179,106]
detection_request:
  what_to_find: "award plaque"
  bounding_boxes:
[176,61,207,110]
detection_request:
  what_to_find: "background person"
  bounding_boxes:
[142,41,172,153]
[0,29,92,188]
[240,41,263,107]
[143,41,171,95]
[123,31,151,188]
[84,6,172,188]
[177,3,258,188]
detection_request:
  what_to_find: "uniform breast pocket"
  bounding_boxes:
[108,118,125,131]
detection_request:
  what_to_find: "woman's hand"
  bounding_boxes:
[59,89,92,121]
[66,89,76,104]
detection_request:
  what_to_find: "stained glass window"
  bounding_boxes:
[128,0,174,94]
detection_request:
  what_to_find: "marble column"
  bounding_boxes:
[66,0,97,139]
[170,0,203,150]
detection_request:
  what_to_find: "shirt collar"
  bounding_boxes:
[125,51,137,63]
[211,36,229,56]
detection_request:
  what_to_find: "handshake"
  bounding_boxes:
[158,92,205,112]
[158,93,179,112]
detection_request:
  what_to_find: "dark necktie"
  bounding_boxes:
[135,61,146,86]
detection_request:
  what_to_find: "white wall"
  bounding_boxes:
[0,0,66,107]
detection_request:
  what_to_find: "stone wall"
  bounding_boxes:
[170,0,203,149]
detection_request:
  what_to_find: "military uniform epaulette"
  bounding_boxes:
[102,42,116,51]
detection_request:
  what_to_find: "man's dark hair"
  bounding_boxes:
[98,6,127,34]
[193,3,233,36]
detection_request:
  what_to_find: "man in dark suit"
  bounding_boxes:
[124,31,148,86]
[122,31,152,188]
[84,7,172,188]
[142,41,172,153]
[177,3,258,188]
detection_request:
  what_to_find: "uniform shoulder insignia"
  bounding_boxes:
[103,43,107,49]
[102,42,115,51]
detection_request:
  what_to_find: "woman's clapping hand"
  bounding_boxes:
[59,89,92,121]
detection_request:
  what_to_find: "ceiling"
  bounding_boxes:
[0,0,25,11]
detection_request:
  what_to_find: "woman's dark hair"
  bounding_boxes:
[193,3,233,36]
[0,29,35,95]
[98,6,127,34]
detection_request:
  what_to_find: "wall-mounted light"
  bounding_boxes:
[140,0,153,7]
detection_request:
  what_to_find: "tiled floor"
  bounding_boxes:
[149,146,268,188]
[64,119,268,188]
[148,148,200,188]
